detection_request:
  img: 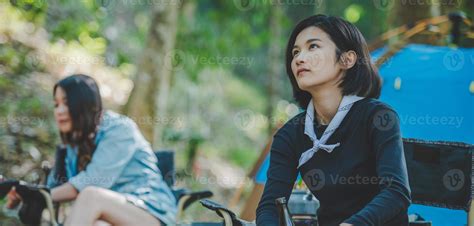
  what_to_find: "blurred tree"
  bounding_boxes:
[124,1,180,147]
[0,2,57,184]
[265,3,283,134]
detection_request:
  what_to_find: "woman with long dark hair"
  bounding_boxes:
[256,15,411,226]
[7,74,176,225]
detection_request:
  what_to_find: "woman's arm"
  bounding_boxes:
[51,183,78,202]
[5,183,78,209]
[256,126,298,226]
[343,106,411,225]
[68,120,137,191]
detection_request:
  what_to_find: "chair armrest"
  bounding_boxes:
[176,189,214,211]
[0,180,58,225]
[199,199,255,226]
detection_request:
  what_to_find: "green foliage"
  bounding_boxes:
[0,5,57,182]
[226,147,260,170]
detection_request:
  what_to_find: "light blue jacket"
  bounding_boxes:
[47,111,176,225]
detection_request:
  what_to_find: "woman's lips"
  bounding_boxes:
[57,119,70,124]
[297,69,310,77]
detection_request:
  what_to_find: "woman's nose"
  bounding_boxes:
[295,51,307,65]
[57,104,67,114]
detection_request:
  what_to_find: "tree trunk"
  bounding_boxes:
[123,2,179,148]
[266,4,283,134]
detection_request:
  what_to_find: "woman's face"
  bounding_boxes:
[54,87,73,133]
[291,26,343,92]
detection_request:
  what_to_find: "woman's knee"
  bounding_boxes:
[76,186,106,205]
[93,220,112,226]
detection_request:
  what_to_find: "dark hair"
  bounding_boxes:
[53,74,102,172]
[285,14,381,108]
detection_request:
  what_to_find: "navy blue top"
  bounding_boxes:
[256,98,411,226]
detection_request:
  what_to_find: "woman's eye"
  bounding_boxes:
[54,103,58,108]
[309,43,319,49]
[292,50,300,57]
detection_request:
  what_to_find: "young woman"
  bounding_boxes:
[6,74,177,225]
[256,15,411,226]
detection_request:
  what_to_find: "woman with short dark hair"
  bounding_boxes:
[256,15,411,226]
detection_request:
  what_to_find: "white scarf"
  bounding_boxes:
[297,95,364,168]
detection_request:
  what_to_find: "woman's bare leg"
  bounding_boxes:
[65,186,162,226]
[93,220,111,226]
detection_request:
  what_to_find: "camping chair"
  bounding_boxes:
[200,138,474,226]
[154,150,214,218]
[0,148,213,225]
[403,138,474,225]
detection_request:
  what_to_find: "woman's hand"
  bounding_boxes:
[5,187,22,209]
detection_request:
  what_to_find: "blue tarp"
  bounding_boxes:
[373,44,473,226]
[255,44,474,226]
[372,44,473,144]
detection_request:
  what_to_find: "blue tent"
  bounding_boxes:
[372,44,473,144]
[255,44,474,226]
[373,44,474,226]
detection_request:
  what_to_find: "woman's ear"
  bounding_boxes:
[339,50,357,69]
